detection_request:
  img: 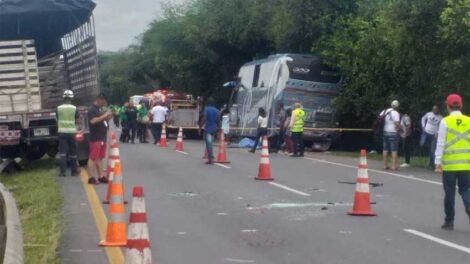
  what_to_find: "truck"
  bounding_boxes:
[226,54,343,151]
[0,0,100,171]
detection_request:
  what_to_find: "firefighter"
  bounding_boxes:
[57,90,80,176]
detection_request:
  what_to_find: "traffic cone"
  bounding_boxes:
[103,135,120,204]
[103,159,115,204]
[348,149,376,216]
[175,127,184,151]
[216,130,230,163]
[160,124,168,148]
[125,186,152,264]
[255,136,273,181]
[100,161,127,246]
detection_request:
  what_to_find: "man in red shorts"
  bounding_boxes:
[87,94,113,184]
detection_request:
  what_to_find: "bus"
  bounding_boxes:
[226,54,342,151]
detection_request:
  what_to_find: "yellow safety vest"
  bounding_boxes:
[58,104,77,134]
[442,114,470,171]
[292,108,305,133]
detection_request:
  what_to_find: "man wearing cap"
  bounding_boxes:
[380,100,401,170]
[435,94,470,230]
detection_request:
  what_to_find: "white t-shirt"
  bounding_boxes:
[380,108,400,133]
[421,112,442,135]
[258,116,268,128]
[150,105,167,123]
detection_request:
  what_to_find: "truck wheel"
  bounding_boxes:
[312,141,332,152]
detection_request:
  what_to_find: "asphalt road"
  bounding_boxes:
[90,137,470,264]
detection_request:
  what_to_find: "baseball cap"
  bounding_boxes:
[391,100,400,108]
[446,94,463,107]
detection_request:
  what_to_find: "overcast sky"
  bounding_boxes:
[93,0,164,51]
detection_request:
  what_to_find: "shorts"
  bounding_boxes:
[383,132,399,152]
[89,141,106,161]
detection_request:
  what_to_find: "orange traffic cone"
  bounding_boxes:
[103,136,120,204]
[216,130,230,164]
[348,149,376,216]
[175,127,184,151]
[100,161,127,246]
[255,136,274,181]
[125,186,152,264]
[160,124,168,148]
[103,159,116,204]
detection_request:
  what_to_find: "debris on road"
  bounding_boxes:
[168,191,200,197]
[338,181,384,187]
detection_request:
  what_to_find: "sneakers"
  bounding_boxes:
[441,222,454,230]
[400,163,411,168]
[98,177,109,184]
[88,177,98,184]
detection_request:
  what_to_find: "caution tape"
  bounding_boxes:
[166,125,372,132]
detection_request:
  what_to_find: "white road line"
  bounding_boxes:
[215,163,231,169]
[176,150,189,155]
[225,258,256,263]
[404,229,470,254]
[303,157,442,186]
[268,182,311,197]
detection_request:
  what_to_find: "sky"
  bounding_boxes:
[93,0,164,51]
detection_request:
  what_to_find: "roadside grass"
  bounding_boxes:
[0,158,62,264]
[328,151,431,169]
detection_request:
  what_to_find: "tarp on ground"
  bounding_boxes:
[0,0,96,57]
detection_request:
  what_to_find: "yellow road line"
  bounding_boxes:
[79,170,125,264]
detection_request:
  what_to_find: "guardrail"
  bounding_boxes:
[166,125,373,132]
[0,183,24,264]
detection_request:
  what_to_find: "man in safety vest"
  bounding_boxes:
[57,90,80,177]
[289,102,306,157]
[435,94,470,230]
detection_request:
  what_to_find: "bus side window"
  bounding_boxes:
[252,64,260,88]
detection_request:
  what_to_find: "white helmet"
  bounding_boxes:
[63,90,74,99]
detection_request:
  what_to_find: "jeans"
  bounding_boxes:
[204,132,215,160]
[420,132,436,168]
[291,132,304,156]
[251,128,268,151]
[442,171,470,223]
[402,136,412,164]
[137,123,147,142]
[58,133,78,175]
[150,123,163,144]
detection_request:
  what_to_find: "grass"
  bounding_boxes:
[328,150,431,169]
[0,158,62,264]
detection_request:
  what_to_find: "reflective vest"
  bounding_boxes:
[442,114,470,171]
[291,108,305,133]
[57,104,77,134]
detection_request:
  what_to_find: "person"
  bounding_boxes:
[57,90,80,177]
[400,111,412,168]
[137,100,149,143]
[200,98,219,164]
[125,102,138,144]
[149,101,167,145]
[220,106,230,141]
[119,102,129,143]
[283,108,294,155]
[434,94,470,230]
[111,104,120,128]
[380,100,401,170]
[421,105,443,169]
[249,108,268,153]
[87,94,113,184]
[289,102,305,157]
[275,104,286,153]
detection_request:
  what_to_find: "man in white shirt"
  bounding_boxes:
[380,100,401,170]
[149,101,168,144]
[421,105,443,169]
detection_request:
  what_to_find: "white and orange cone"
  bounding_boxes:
[348,149,376,216]
[160,124,168,148]
[175,127,184,151]
[125,186,152,264]
[103,134,120,204]
[216,130,230,164]
[255,136,273,181]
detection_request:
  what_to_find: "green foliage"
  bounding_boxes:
[99,0,470,126]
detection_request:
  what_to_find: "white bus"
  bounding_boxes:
[226,54,342,151]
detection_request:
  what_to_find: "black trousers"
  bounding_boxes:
[128,122,137,143]
[58,133,78,175]
[442,171,470,223]
[291,132,304,156]
[120,120,129,142]
[251,128,268,151]
[402,136,412,164]
[151,123,163,144]
[137,123,147,142]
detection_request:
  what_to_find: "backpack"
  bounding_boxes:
[373,109,392,136]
